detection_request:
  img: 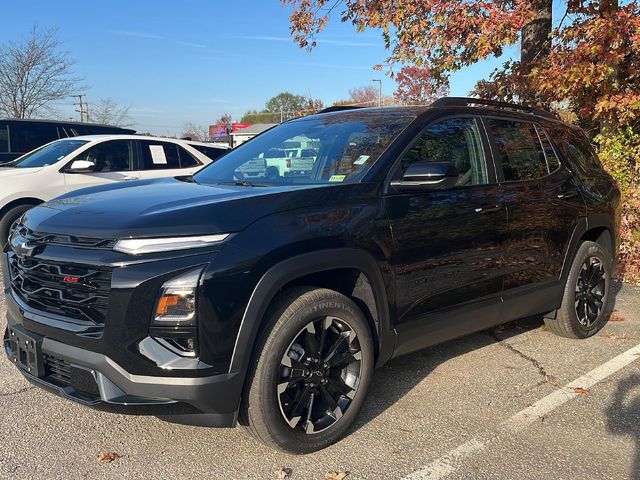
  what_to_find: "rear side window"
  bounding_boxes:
[10,123,60,153]
[0,123,8,153]
[177,146,200,168]
[550,127,602,172]
[139,141,180,170]
[488,119,548,182]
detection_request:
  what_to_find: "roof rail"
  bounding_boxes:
[318,105,365,114]
[430,97,556,119]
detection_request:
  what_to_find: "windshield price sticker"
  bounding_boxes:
[329,175,346,182]
[354,155,370,165]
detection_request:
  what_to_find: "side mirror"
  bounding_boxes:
[67,159,95,173]
[390,161,459,191]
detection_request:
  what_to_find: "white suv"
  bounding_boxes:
[0,135,228,245]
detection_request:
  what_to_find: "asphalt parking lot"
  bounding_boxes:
[2,271,640,480]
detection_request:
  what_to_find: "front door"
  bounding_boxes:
[63,139,139,191]
[386,116,509,356]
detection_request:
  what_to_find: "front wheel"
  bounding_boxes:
[545,240,613,338]
[0,204,34,249]
[241,287,374,453]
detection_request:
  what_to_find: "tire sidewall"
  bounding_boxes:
[0,205,32,248]
[255,292,374,453]
[564,242,612,337]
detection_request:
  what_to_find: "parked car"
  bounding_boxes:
[0,135,228,245]
[3,98,620,453]
[0,119,136,164]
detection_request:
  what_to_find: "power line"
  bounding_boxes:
[72,94,88,122]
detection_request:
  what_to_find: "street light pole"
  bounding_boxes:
[370,79,382,107]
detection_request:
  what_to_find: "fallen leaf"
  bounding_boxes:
[274,467,292,479]
[325,471,349,480]
[97,452,120,463]
[601,331,632,340]
[573,387,590,396]
[539,415,546,422]
[609,313,625,322]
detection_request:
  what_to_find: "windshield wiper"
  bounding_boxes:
[216,180,268,187]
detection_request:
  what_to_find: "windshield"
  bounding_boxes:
[194,112,415,186]
[1,139,89,168]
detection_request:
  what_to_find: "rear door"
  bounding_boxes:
[386,115,509,355]
[483,117,585,321]
[63,139,139,191]
[135,140,201,179]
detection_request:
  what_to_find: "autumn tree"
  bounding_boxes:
[0,26,80,118]
[181,122,210,142]
[394,66,450,104]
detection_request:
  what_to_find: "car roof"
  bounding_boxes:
[67,134,229,148]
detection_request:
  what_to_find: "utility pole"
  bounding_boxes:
[371,79,382,107]
[72,94,88,122]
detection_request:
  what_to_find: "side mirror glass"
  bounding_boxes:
[391,161,459,191]
[67,159,95,173]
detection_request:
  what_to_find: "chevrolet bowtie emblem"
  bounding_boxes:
[10,234,36,258]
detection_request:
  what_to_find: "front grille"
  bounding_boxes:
[43,353,72,383]
[12,223,117,249]
[8,253,112,325]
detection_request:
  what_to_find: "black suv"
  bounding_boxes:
[2,98,620,453]
[0,119,136,164]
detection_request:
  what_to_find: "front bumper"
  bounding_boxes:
[2,248,244,427]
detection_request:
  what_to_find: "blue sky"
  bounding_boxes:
[3,0,515,135]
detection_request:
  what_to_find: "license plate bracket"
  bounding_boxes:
[7,327,44,377]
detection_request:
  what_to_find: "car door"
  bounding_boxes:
[482,117,586,322]
[135,140,200,179]
[386,116,509,356]
[63,139,139,191]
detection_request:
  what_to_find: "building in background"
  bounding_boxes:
[229,123,278,147]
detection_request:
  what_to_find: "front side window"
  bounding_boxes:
[0,139,88,168]
[194,112,415,186]
[74,140,134,172]
[488,119,548,182]
[10,123,60,153]
[400,117,488,187]
[139,141,180,170]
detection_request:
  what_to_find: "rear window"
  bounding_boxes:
[189,144,227,162]
[10,123,60,153]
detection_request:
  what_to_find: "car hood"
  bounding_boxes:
[22,177,373,238]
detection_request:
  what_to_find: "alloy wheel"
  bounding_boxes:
[277,316,362,434]
[575,256,606,327]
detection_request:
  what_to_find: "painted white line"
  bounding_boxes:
[405,342,640,480]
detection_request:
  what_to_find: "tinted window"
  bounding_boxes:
[74,140,134,172]
[10,123,60,153]
[190,144,227,161]
[488,119,547,181]
[1,139,87,168]
[536,125,560,172]
[401,117,488,186]
[550,127,602,171]
[0,124,8,153]
[178,146,200,168]
[194,112,414,186]
[139,141,180,170]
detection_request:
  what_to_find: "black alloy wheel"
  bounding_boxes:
[277,316,362,434]
[574,256,607,327]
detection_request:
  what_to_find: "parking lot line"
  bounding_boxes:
[404,342,640,480]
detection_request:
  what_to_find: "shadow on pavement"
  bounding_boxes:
[607,373,640,480]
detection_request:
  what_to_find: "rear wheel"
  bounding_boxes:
[0,204,34,249]
[241,287,374,453]
[545,240,613,338]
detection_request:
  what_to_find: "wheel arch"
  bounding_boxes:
[228,248,393,376]
[0,197,44,221]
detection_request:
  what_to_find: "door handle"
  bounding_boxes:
[474,204,502,214]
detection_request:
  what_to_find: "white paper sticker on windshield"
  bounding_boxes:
[149,145,167,164]
[354,155,370,165]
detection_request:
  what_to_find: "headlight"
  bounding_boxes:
[153,268,203,326]
[113,233,229,255]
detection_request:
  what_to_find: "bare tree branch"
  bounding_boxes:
[89,97,133,127]
[0,26,80,118]
[181,122,210,142]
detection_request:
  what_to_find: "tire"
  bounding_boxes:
[241,287,374,453]
[0,204,34,249]
[545,240,613,339]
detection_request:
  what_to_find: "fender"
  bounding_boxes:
[228,248,394,376]
[559,213,617,283]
